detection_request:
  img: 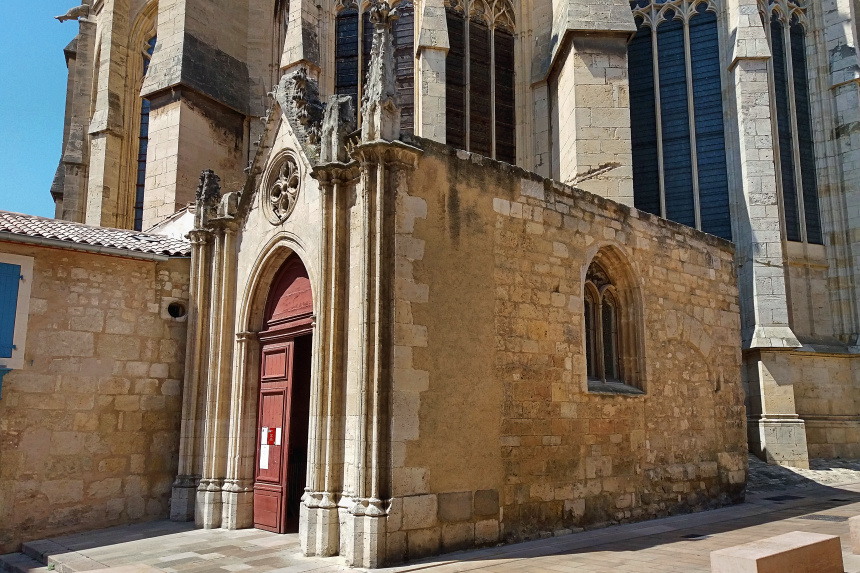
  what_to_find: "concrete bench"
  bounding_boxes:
[710,531,843,573]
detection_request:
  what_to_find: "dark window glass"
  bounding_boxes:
[791,18,822,244]
[446,10,467,149]
[469,20,492,157]
[585,296,596,378]
[628,23,661,217]
[336,9,360,108]
[602,299,617,381]
[658,12,696,229]
[394,2,415,135]
[494,28,516,164]
[690,5,732,240]
[772,15,801,241]
[134,36,157,232]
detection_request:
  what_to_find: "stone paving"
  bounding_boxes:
[9,458,860,573]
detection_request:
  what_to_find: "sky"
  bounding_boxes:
[0,1,79,218]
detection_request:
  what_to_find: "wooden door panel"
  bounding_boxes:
[262,344,290,380]
[253,488,282,532]
[256,390,286,484]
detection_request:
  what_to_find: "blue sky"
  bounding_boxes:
[0,2,78,218]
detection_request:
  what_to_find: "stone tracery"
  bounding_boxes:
[268,157,301,222]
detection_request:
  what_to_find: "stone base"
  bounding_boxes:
[196,480,224,528]
[221,482,253,529]
[748,417,810,469]
[338,500,387,568]
[710,531,843,573]
[300,496,340,557]
[170,475,199,522]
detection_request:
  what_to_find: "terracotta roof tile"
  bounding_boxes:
[0,210,191,257]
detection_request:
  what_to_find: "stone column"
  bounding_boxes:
[85,0,130,228]
[221,331,259,529]
[170,229,210,520]
[415,0,448,143]
[727,0,807,467]
[546,0,636,204]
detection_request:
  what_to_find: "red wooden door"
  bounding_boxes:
[253,341,294,533]
[253,254,314,534]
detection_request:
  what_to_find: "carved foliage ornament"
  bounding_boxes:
[269,157,301,223]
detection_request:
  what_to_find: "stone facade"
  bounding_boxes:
[28,0,860,566]
[0,239,189,554]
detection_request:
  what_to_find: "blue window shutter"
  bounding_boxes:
[791,20,822,244]
[0,263,21,359]
[629,23,661,217]
[658,13,696,229]
[690,5,732,241]
[772,16,801,242]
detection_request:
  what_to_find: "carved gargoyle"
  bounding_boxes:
[320,95,356,164]
[55,5,90,22]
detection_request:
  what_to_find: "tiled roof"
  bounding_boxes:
[0,210,191,257]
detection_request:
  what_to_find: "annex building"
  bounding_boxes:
[0,0,858,567]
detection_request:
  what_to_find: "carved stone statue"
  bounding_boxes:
[320,95,357,164]
[360,0,401,143]
[55,5,90,22]
[194,170,222,229]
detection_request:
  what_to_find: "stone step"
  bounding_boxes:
[20,540,105,573]
[0,552,50,573]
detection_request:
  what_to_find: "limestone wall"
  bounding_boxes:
[0,242,189,554]
[387,142,747,561]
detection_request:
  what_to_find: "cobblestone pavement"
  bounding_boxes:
[747,454,860,493]
[10,458,860,573]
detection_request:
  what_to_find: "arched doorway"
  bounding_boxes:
[253,254,313,533]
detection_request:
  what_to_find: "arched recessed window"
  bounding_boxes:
[133,35,157,231]
[444,0,516,164]
[763,3,822,244]
[334,0,415,134]
[627,0,732,241]
[583,253,644,393]
[584,262,622,384]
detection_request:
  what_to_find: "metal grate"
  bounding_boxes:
[799,515,849,523]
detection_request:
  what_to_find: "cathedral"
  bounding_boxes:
[0,0,858,567]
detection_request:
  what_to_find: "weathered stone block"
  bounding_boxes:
[402,494,437,530]
[438,491,472,522]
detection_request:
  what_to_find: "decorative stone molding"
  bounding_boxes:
[272,68,325,159]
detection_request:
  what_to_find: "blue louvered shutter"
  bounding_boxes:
[0,263,21,359]
[658,13,696,229]
[690,5,732,241]
[791,20,822,244]
[629,22,661,217]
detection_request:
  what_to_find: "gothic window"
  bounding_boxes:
[628,0,732,241]
[445,0,516,164]
[762,1,822,244]
[133,35,156,231]
[584,262,623,385]
[583,251,645,394]
[334,0,415,134]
